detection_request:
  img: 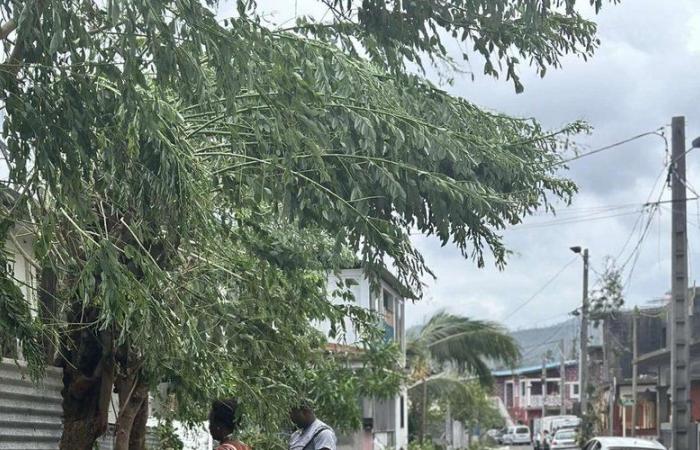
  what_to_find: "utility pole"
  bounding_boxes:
[560,339,567,415]
[542,355,548,419]
[580,249,590,416]
[670,115,691,450]
[631,308,638,437]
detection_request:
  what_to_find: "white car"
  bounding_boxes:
[504,426,532,446]
[550,429,579,450]
[582,437,666,450]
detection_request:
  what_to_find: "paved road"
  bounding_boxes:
[496,445,534,450]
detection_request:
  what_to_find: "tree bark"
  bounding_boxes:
[114,351,149,450]
[38,266,57,364]
[59,319,114,450]
[129,393,149,450]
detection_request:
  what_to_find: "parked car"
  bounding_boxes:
[550,429,579,450]
[494,428,507,444]
[504,425,532,446]
[582,437,666,450]
[534,416,581,450]
[486,428,504,444]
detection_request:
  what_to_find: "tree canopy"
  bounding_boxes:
[0,0,617,448]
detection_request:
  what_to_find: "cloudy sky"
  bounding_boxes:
[226,1,700,331]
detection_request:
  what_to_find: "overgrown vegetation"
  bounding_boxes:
[0,0,619,448]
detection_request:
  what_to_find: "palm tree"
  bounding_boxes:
[407,311,520,442]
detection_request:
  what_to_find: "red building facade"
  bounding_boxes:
[493,361,579,429]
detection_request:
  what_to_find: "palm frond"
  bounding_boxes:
[409,311,520,383]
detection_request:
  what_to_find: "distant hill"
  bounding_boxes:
[494,318,580,370]
[408,317,581,371]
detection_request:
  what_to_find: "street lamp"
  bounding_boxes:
[570,246,589,416]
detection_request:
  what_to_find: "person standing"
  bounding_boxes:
[288,403,337,450]
[209,398,251,450]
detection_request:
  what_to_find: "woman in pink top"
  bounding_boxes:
[209,398,251,450]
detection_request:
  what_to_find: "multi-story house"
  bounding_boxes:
[590,306,666,438]
[493,360,580,429]
[322,267,410,450]
[634,292,700,447]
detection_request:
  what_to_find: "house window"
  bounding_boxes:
[521,381,526,396]
[531,382,543,396]
[382,289,396,343]
[383,290,394,313]
[370,292,380,312]
[569,383,580,397]
[400,396,405,429]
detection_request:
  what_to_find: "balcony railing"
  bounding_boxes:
[517,395,563,408]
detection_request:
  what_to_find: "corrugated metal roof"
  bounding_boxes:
[492,360,577,377]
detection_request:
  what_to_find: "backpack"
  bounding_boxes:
[301,426,331,450]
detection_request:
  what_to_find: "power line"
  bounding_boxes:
[557,127,667,165]
[512,209,643,230]
[615,157,671,264]
[502,256,578,321]
[513,198,697,231]
[617,157,678,291]
[520,320,572,358]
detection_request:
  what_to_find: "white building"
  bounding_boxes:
[322,267,411,450]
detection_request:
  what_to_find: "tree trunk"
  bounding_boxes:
[420,377,428,442]
[59,320,114,450]
[38,266,57,364]
[129,394,149,450]
[115,370,149,450]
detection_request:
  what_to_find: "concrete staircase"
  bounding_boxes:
[491,396,515,427]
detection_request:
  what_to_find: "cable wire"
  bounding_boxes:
[557,127,667,165]
[501,256,578,321]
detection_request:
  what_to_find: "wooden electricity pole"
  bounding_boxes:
[631,308,638,437]
[560,339,567,415]
[542,355,548,419]
[670,115,691,450]
[580,248,590,415]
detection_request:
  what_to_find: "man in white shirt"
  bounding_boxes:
[288,403,337,450]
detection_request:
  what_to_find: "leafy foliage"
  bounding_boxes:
[589,258,625,324]
[408,311,520,383]
[407,312,518,442]
[0,0,614,446]
[279,0,619,91]
[155,420,184,450]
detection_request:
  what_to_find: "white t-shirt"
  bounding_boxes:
[288,419,337,450]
